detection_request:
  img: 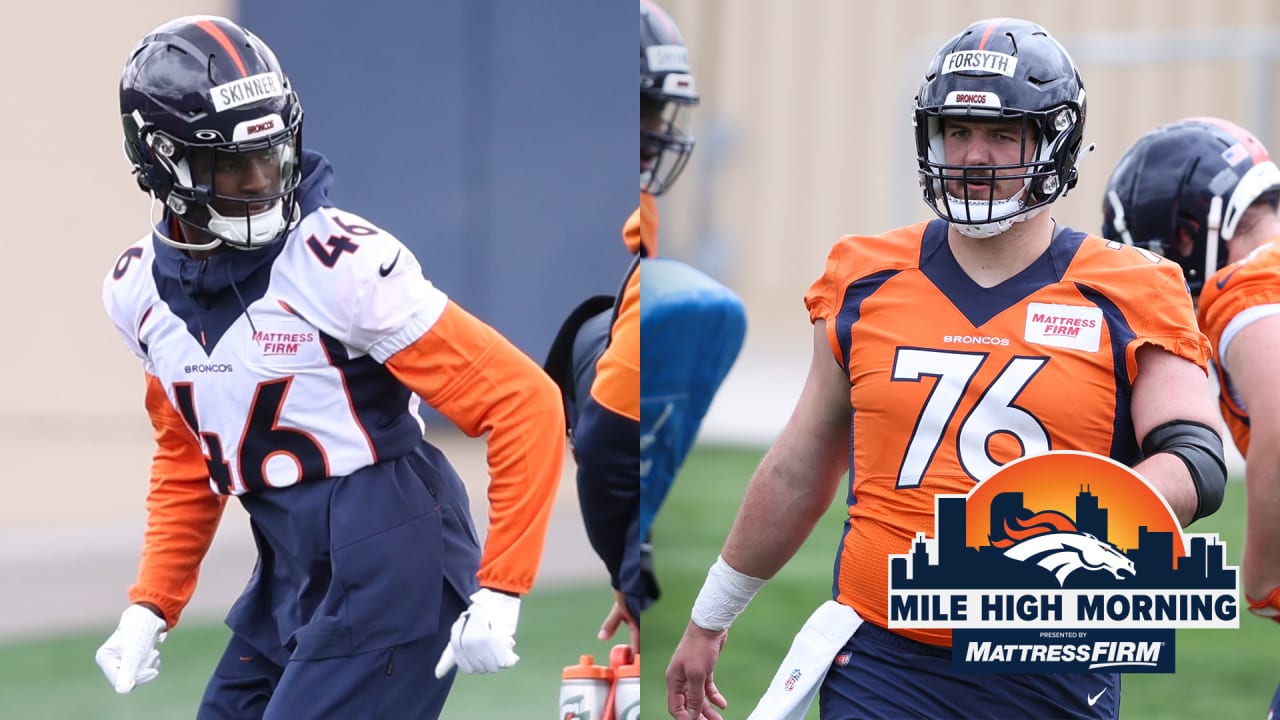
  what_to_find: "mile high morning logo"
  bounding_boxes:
[888,451,1238,673]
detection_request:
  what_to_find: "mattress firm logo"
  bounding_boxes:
[252,330,315,358]
[887,451,1238,673]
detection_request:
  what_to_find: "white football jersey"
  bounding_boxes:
[104,207,447,495]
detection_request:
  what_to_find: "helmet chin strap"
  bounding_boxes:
[948,193,1046,239]
[952,205,1045,239]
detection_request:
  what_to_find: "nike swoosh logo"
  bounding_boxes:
[379,250,402,277]
[1087,688,1108,706]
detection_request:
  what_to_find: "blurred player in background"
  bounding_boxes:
[544,0,744,654]
[93,15,564,719]
[636,1,746,611]
[665,18,1225,720]
[1102,116,1280,718]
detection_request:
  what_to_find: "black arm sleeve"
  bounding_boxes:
[1141,419,1228,524]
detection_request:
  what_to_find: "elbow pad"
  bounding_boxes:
[1141,419,1227,523]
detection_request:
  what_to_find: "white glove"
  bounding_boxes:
[434,588,521,677]
[95,604,168,693]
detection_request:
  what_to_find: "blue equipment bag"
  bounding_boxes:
[639,257,746,539]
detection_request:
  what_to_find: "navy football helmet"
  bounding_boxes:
[1102,117,1280,294]
[914,18,1088,238]
[641,0,698,196]
[120,15,304,251]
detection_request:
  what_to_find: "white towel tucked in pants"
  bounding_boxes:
[746,601,864,720]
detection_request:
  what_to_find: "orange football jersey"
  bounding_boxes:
[804,219,1210,646]
[1196,240,1280,457]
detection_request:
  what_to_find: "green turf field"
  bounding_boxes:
[0,582,620,719]
[642,446,1275,720]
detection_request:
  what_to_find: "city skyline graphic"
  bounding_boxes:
[893,488,1236,590]
[887,452,1238,674]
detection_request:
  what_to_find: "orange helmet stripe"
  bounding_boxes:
[195,19,247,77]
[977,18,1012,50]
[1183,116,1272,164]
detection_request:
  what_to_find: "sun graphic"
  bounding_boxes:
[963,451,1186,557]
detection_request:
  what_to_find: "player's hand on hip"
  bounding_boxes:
[95,604,168,693]
[434,588,521,677]
[666,621,729,720]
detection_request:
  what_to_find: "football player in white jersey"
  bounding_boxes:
[93,16,565,719]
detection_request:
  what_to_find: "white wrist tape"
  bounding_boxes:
[690,555,767,632]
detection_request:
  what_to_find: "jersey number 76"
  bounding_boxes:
[891,348,1050,488]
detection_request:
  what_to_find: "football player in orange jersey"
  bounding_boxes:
[1103,116,1280,717]
[94,16,564,719]
[546,0,744,655]
[665,18,1226,720]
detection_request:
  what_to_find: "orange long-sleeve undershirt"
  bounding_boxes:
[386,300,565,595]
[590,193,658,421]
[128,374,226,629]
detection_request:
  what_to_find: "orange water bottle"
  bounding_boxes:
[560,654,610,720]
[614,653,640,720]
[602,644,634,720]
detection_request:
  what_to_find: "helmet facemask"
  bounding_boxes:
[917,100,1085,239]
[1173,161,1280,288]
[137,114,302,252]
[641,96,695,196]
